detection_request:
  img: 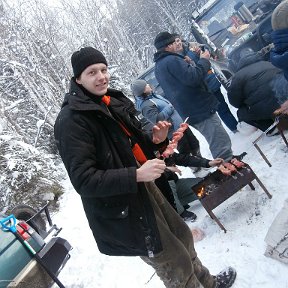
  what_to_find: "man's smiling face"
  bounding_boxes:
[76,63,109,96]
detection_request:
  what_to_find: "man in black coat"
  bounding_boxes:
[54,47,236,288]
[228,49,280,132]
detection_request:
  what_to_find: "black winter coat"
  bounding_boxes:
[54,80,166,257]
[227,53,280,122]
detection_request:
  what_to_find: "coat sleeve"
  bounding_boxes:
[141,100,174,123]
[186,50,200,63]
[227,75,245,108]
[270,50,288,70]
[166,56,211,87]
[54,112,138,199]
[166,153,210,168]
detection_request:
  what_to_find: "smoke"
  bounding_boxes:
[272,72,288,104]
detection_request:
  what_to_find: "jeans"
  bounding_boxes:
[192,113,233,161]
[214,89,238,132]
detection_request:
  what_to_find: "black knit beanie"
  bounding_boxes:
[71,47,108,78]
[154,32,176,50]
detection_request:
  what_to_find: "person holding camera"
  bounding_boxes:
[153,32,233,162]
[173,34,239,133]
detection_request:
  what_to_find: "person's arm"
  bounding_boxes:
[270,49,288,70]
[166,153,210,167]
[270,29,288,70]
[141,99,174,124]
[165,153,223,168]
[151,120,171,144]
[186,50,200,63]
[167,54,211,87]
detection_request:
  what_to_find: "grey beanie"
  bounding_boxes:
[131,79,147,96]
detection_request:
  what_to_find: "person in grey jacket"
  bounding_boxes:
[131,79,201,157]
[153,32,233,161]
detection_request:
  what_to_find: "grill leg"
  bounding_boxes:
[253,143,272,167]
[254,176,272,199]
[279,129,288,147]
[206,209,227,233]
[248,182,255,190]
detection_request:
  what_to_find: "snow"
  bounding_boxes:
[52,120,288,288]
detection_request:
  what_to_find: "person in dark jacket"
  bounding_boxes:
[54,47,236,288]
[227,49,281,132]
[271,0,288,82]
[182,40,239,133]
[270,0,288,112]
[153,32,233,161]
[271,28,288,82]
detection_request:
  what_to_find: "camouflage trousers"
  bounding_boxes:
[141,182,216,288]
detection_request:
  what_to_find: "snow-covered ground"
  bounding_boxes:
[53,117,288,288]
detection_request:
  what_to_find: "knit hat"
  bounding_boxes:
[271,0,288,30]
[131,79,147,96]
[171,33,181,38]
[71,47,108,78]
[154,32,176,50]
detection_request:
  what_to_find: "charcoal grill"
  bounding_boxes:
[191,162,272,232]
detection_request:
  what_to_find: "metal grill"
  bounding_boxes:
[192,162,272,232]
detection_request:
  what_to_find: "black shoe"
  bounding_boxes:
[180,210,197,222]
[183,204,190,209]
[214,267,237,288]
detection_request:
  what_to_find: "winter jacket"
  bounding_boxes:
[270,28,288,81]
[227,53,280,122]
[135,92,183,139]
[54,79,168,257]
[154,51,219,124]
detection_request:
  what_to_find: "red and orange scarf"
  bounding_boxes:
[102,95,147,164]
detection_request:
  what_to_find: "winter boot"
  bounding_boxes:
[183,204,190,209]
[272,0,288,30]
[214,266,237,288]
[180,210,197,222]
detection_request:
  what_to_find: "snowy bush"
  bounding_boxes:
[0,135,65,213]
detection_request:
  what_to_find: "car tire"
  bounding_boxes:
[272,0,288,30]
[11,204,46,237]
